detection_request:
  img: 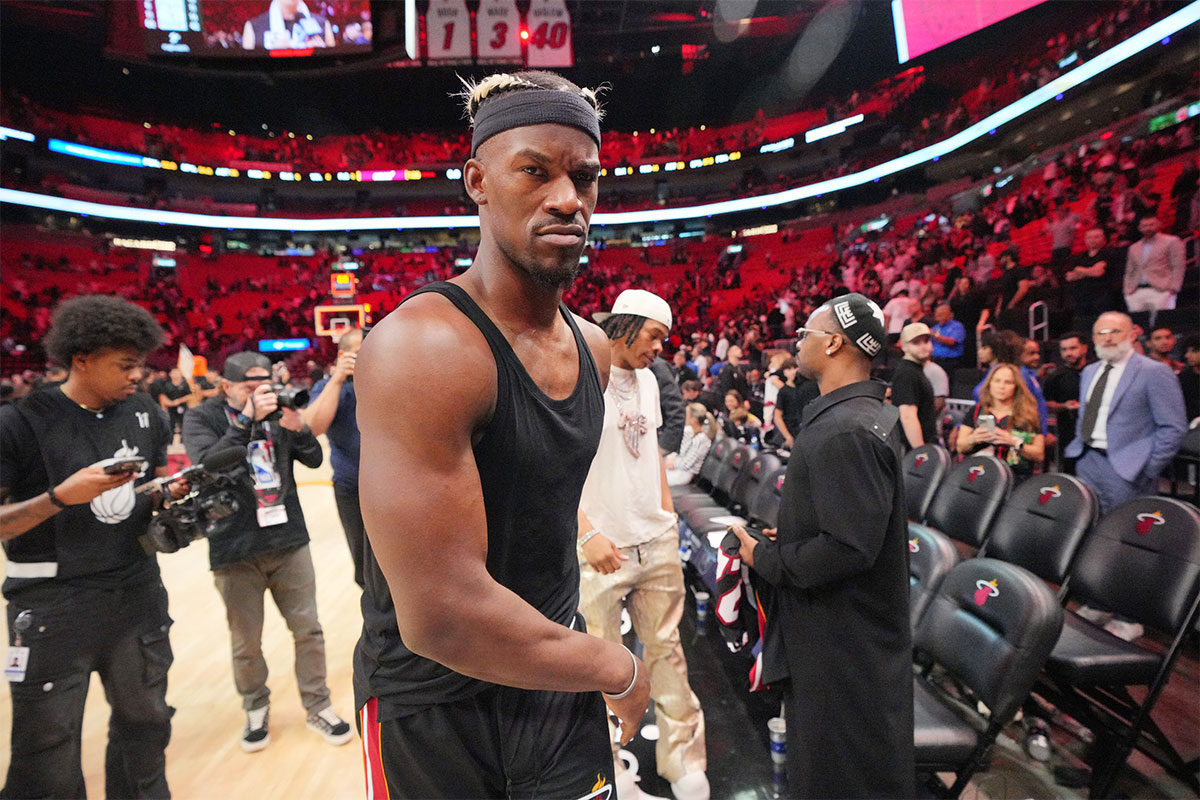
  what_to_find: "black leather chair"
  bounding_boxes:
[683,455,784,535]
[919,454,1013,550]
[908,524,959,631]
[745,465,787,531]
[681,452,782,534]
[978,473,1098,595]
[670,435,734,502]
[1036,496,1200,797]
[676,444,752,515]
[913,558,1064,797]
[903,444,951,523]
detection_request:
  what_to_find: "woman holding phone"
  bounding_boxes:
[957,362,1045,476]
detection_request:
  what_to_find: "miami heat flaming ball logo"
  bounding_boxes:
[908,538,920,553]
[1135,511,1165,535]
[914,453,928,467]
[967,465,985,483]
[1038,485,1062,505]
[974,579,1000,606]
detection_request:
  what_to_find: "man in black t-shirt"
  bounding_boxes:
[891,323,937,448]
[157,368,192,434]
[0,295,179,798]
[1043,332,1091,473]
[1064,227,1120,316]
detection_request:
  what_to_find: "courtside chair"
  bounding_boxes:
[1035,496,1200,797]
[913,558,1064,797]
[903,443,951,523]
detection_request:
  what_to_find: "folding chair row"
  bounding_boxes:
[910,481,1200,796]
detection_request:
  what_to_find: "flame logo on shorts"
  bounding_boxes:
[1039,485,1062,505]
[1135,511,1165,535]
[908,538,920,553]
[967,465,985,483]
[776,475,786,490]
[914,453,928,467]
[974,579,1000,606]
[577,774,613,800]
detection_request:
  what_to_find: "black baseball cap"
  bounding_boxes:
[222,352,271,382]
[828,293,887,359]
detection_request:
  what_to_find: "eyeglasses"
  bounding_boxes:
[795,327,837,342]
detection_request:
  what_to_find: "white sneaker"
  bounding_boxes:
[241,706,270,753]
[670,772,710,800]
[614,769,668,800]
[1103,619,1145,642]
[306,706,354,746]
[1075,604,1111,625]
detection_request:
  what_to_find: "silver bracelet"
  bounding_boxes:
[603,645,638,700]
[578,528,601,548]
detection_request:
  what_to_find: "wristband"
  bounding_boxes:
[603,645,638,700]
[578,528,601,548]
[46,485,69,510]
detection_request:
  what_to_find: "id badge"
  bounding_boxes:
[256,504,288,528]
[247,440,281,491]
[5,647,29,682]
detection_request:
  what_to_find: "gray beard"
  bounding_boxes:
[1096,340,1133,364]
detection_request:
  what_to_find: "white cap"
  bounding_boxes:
[593,289,672,330]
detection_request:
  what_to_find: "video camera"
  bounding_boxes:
[138,447,245,554]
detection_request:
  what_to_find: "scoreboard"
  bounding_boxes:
[424,0,572,67]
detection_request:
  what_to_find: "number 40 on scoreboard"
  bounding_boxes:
[425,0,573,68]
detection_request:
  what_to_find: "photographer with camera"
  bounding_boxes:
[300,327,364,587]
[1,295,181,799]
[181,351,353,753]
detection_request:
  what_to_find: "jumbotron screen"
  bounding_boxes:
[140,0,372,58]
[892,0,1047,63]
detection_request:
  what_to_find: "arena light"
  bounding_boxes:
[3,2,1197,232]
[0,126,34,142]
[258,338,311,352]
[48,139,145,168]
[759,137,794,154]
[804,113,865,144]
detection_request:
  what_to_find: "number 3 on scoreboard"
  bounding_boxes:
[490,21,507,50]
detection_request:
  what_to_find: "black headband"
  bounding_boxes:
[471,90,601,157]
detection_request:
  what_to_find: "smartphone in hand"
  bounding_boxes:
[99,456,148,475]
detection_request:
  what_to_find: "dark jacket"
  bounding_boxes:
[751,380,913,798]
[181,397,323,570]
[649,357,686,453]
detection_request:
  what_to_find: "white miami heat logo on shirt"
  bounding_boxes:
[91,440,146,524]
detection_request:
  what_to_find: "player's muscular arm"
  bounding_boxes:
[358,297,631,694]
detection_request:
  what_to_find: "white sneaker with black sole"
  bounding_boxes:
[241,706,270,753]
[307,706,353,746]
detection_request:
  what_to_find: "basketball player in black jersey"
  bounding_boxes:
[355,72,651,798]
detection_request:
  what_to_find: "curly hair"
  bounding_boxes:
[43,295,165,367]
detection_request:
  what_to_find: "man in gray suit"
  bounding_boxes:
[1123,215,1186,312]
[1064,312,1187,514]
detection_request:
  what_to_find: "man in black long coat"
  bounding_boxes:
[731,293,914,798]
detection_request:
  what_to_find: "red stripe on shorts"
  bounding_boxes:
[361,698,389,800]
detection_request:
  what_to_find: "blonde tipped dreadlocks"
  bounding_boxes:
[457,71,605,128]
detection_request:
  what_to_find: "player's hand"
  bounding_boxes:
[244,384,278,421]
[278,407,305,432]
[1065,400,1080,411]
[331,351,357,383]
[729,525,759,567]
[603,652,651,746]
[762,527,778,541]
[53,465,136,506]
[582,533,628,574]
